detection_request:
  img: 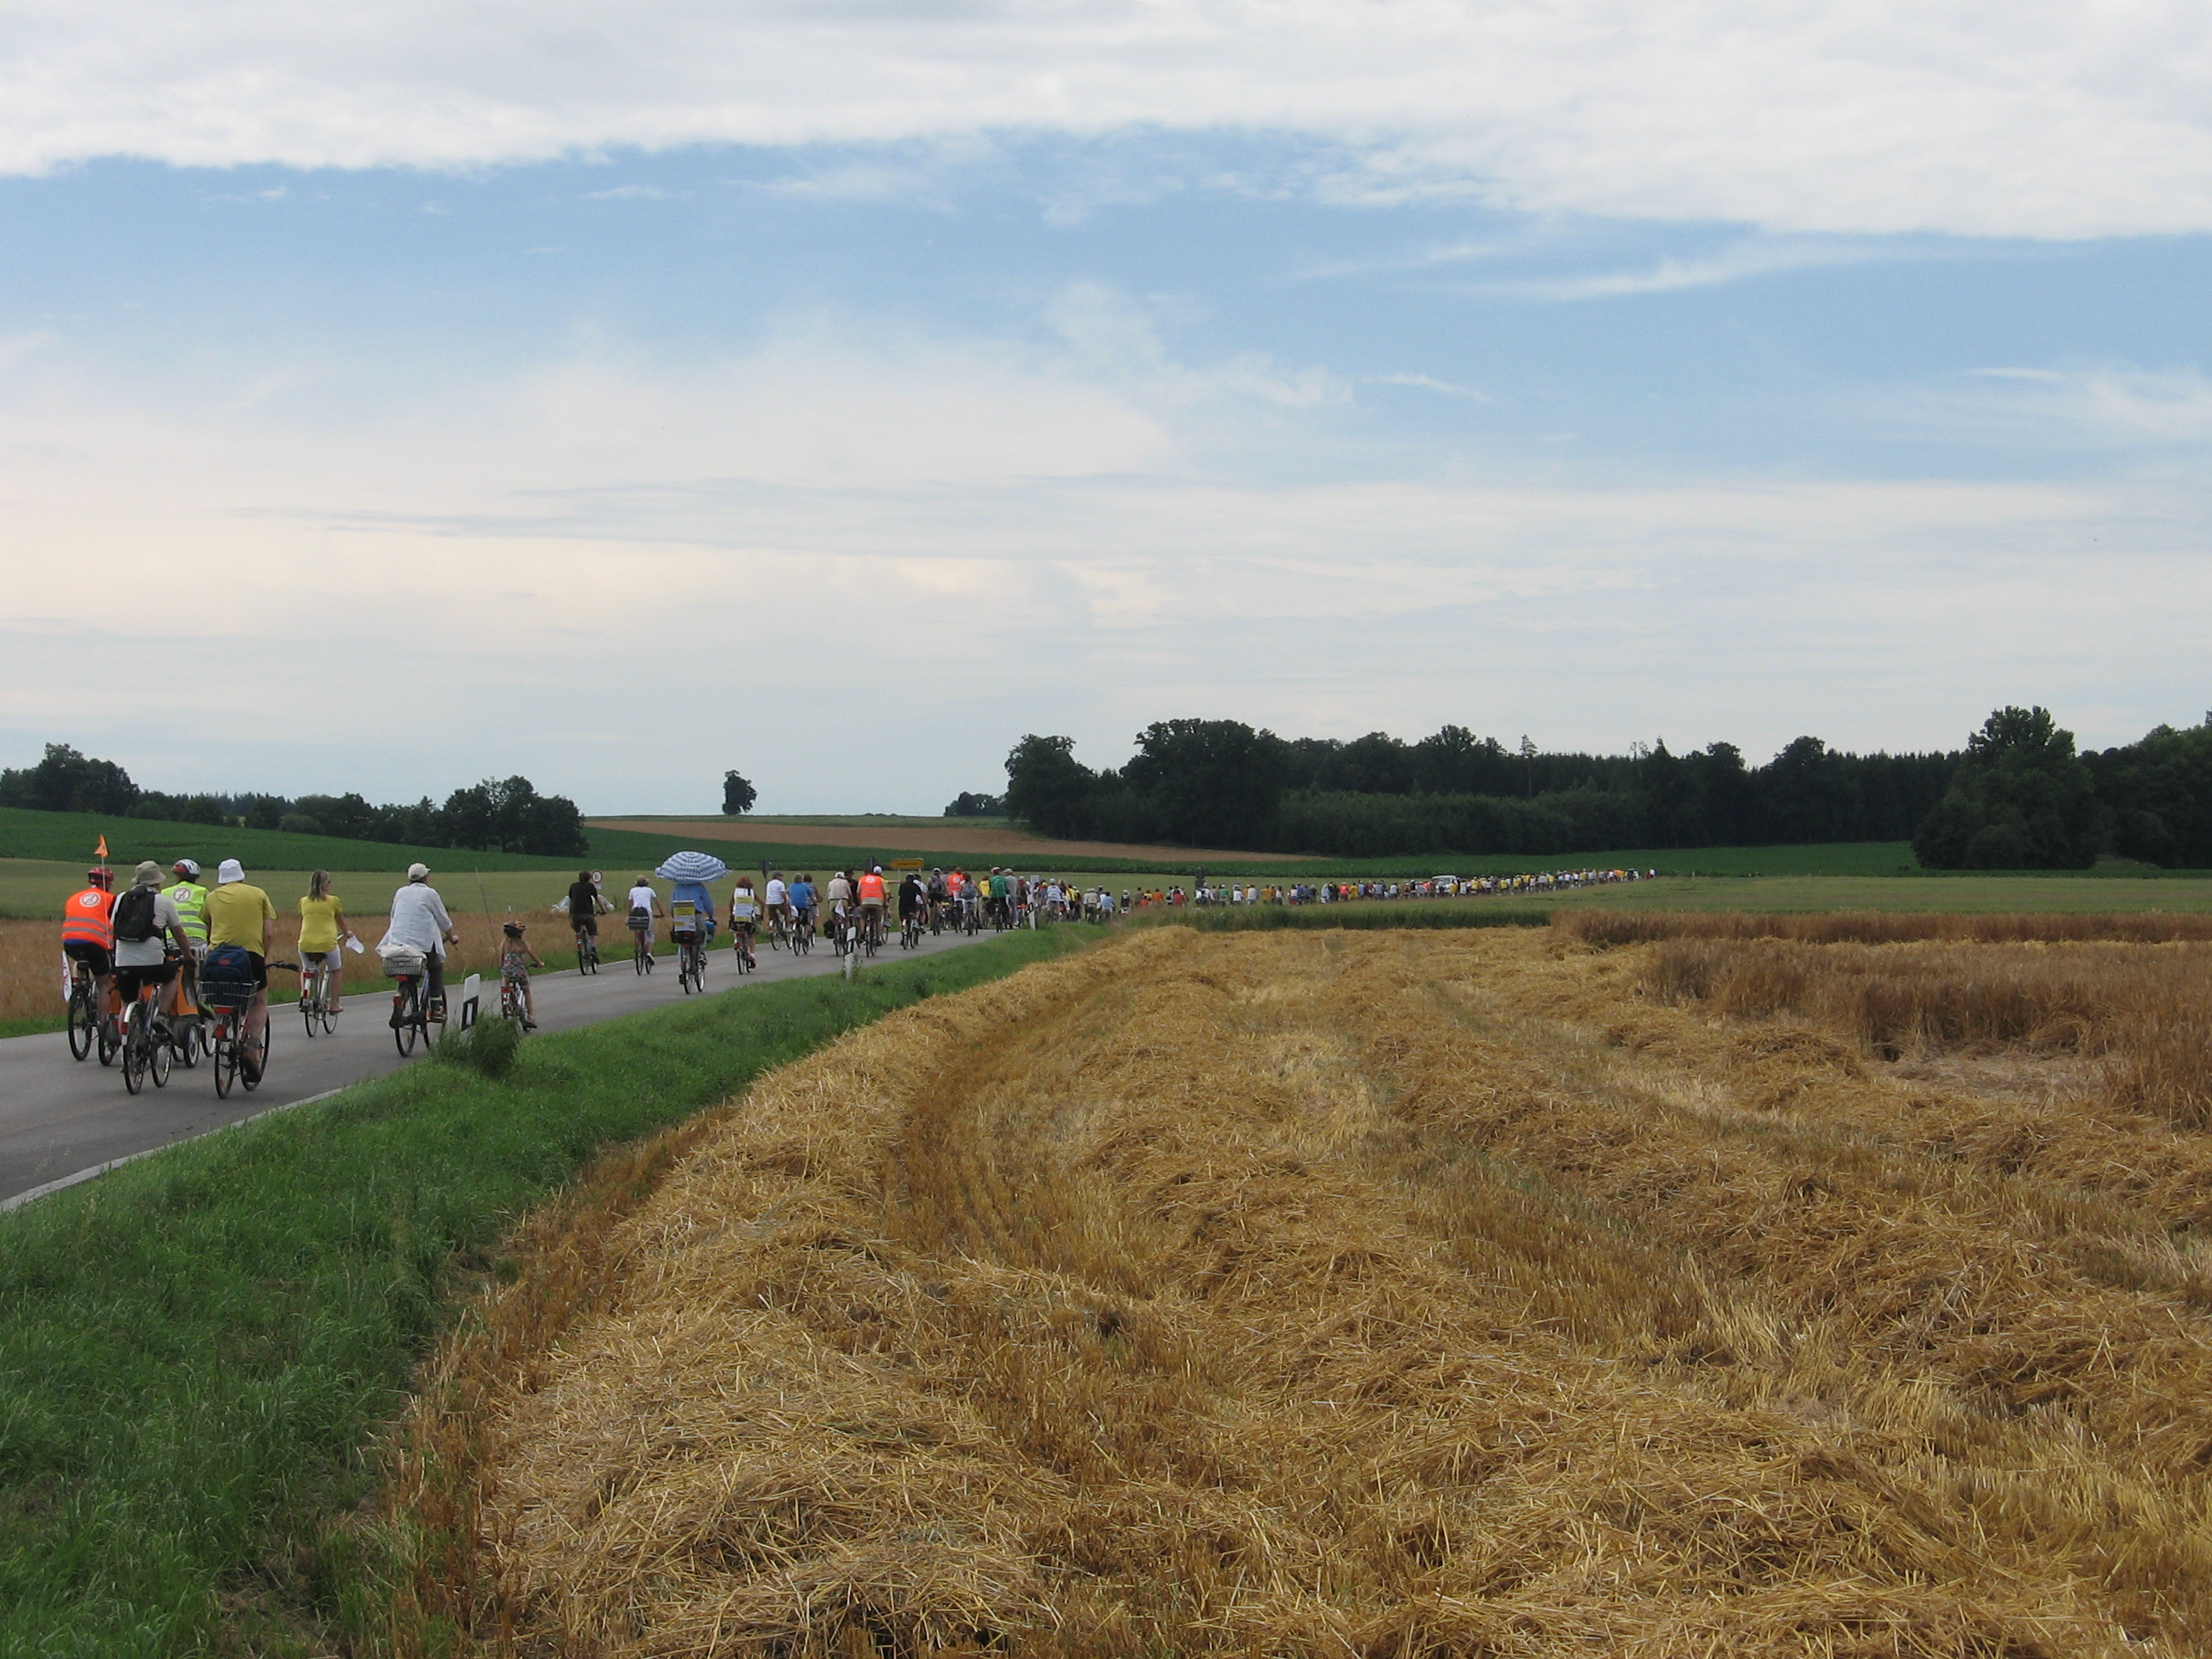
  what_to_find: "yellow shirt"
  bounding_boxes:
[204,882,276,952]
[298,894,344,954]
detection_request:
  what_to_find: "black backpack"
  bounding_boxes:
[113,886,159,943]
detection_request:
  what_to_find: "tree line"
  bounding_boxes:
[0,744,591,859]
[1004,710,2212,869]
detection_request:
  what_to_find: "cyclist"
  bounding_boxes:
[565,870,604,960]
[384,863,458,1021]
[988,867,1012,928]
[667,870,718,951]
[898,869,928,938]
[203,859,278,1064]
[626,875,665,963]
[728,876,760,968]
[498,922,544,1029]
[857,864,888,946]
[788,872,817,940]
[161,859,210,1012]
[824,869,853,940]
[763,870,789,941]
[298,870,352,1013]
[110,861,191,1044]
[61,864,118,1034]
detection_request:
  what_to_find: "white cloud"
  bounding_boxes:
[1892,365,2212,448]
[1476,238,1888,300]
[1,320,2205,812]
[2,2,2210,236]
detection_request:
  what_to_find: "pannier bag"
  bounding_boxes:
[376,941,428,978]
[669,899,699,941]
[628,905,650,929]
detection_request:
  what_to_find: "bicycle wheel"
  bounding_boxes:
[213,1027,236,1097]
[394,986,419,1056]
[302,981,320,1039]
[321,994,337,1034]
[148,1024,172,1089]
[121,1009,147,1096]
[97,1013,119,1066]
[67,987,95,1061]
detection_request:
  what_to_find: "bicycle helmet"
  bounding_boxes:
[86,867,113,889]
[172,859,201,879]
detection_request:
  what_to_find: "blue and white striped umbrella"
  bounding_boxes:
[655,850,730,884]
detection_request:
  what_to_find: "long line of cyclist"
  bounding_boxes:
[56,851,1651,1097]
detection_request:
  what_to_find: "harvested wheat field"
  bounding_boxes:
[387,918,2212,1656]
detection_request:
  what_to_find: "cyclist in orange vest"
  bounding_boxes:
[61,866,118,1022]
[856,865,888,946]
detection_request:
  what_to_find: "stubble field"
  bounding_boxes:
[372,916,2212,1656]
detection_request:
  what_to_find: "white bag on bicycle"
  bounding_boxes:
[377,941,427,977]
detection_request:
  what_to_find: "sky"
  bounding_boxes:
[1,1,2209,814]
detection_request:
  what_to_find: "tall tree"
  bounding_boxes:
[1913,706,2103,870]
[721,770,758,816]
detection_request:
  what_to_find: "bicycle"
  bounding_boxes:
[631,930,655,975]
[499,969,531,1025]
[385,954,437,1057]
[65,960,114,1064]
[765,908,788,952]
[731,928,758,975]
[900,910,924,950]
[791,911,813,955]
[862,908,883,958]
[118,968,177,1096]
[676,928,707,995]
[299,953,340,1038]
[207,962,291,1098]
[574,926,600,975]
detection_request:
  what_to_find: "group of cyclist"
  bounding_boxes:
[59,855,467,1087]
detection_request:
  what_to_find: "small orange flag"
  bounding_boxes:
[95,835,108,860]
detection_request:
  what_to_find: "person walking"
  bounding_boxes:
[386,863,458,1019]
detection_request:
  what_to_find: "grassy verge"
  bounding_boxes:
[0,927,1096,1657]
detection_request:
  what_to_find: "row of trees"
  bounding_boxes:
[0,744,590,858]
[1004,711,2212,869]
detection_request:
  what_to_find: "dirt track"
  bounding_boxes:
[587,818,1295,866]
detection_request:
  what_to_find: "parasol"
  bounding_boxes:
[655,850,730,884]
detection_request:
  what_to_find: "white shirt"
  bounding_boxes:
[765,878,787,906]
[385,882,453,954]
[114,889,183,969]
[626,884,657,913]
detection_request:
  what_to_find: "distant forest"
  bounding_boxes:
[0,745,590,859]
[1005,711,2212,870]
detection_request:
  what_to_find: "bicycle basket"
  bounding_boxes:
[377,944,428,978]
[201,975,257,1013]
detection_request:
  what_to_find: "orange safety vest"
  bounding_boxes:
[61,888,114,949]
[858,872,886,902]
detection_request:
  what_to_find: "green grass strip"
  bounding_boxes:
[0,927,1095,1656]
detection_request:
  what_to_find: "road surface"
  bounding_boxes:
[0,926,994,1207]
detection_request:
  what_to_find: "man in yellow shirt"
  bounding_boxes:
[202,857,277,1060]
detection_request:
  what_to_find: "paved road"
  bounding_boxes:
[0,926,994,1206]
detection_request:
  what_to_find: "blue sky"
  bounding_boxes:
[1,3,2209,813]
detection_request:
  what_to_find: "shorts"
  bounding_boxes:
[113,959,178,1002]
[570,913,599,936]
[63,940,113,976]
[301,949,343,971]
[501,964,531,987]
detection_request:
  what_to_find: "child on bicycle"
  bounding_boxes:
[728,876,760,968]
[498,921,545,1030]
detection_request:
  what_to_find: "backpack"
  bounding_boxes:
[113,886,159,943]
[203,943,254,982]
